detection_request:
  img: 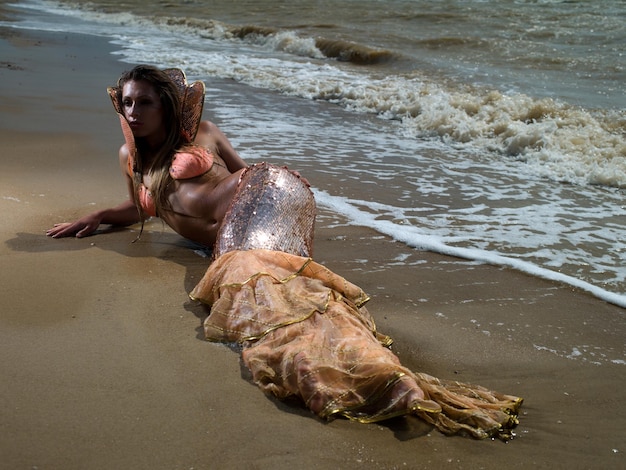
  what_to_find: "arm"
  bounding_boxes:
[46,145,141,239]
[195,121,248,173]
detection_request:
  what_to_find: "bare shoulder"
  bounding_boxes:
[197,120,219,134]
[195,120,228,146]
[195,120,248,172]
[118,143,130,161]
[118,144,130,168]
[118,143,132,173]
[196,120,219,139]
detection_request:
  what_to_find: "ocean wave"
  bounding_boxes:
[397,88,626,188]
[313,77,626,188]
[214,21,399,65]
[314,38,398,65]
[18,0,626,188]
[231,24,279,38]
[155,15,398,65]
[149,16,625,188]
[230,25,325,60]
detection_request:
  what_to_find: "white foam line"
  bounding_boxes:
[313,189,626,310]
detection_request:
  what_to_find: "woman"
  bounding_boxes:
[47,65,248,246]
[48,65,522,439]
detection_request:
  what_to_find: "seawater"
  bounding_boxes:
[2,0,625,308]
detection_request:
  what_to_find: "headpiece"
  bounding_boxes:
[107,67,205,145]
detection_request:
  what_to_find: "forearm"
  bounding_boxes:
[47,198,140,239]
[97,200,141,226]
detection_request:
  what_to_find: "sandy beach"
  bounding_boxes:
[1,26,624,470]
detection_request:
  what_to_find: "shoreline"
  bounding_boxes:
[1,25,625,470]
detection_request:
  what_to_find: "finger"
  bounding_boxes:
[47,222,69,233]
[48,228,69,238]
[46,227,63,237]
[47,223,75,238]
[76,225,94,238]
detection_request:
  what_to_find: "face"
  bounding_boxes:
[121,79,165,141]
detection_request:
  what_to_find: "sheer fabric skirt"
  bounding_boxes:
[191,164,522,439]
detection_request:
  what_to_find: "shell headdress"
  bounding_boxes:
[106,68,206,151]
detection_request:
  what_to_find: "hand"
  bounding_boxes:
[46,213,102,239]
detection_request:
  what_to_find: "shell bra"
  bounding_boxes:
[127,147,214,217]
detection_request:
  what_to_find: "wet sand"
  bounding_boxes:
[0,28,624,470]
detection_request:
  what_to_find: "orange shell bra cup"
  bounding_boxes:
[130,147,214,217]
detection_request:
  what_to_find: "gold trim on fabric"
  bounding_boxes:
[191,254,393,346]
[219,257,314,290]
[189,258,315,305]
[203,290,333,343]
[321,372,442,424]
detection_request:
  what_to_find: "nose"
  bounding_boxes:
[127,103,138,117]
